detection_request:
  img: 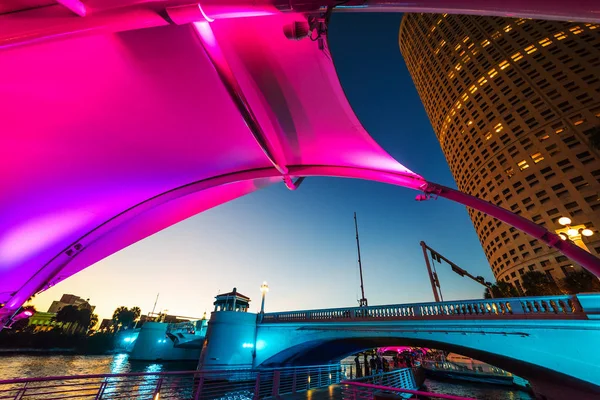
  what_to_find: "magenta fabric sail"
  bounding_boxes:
[0,12,422,319]
[1,1,600,326]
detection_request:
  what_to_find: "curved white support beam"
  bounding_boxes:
[2,165,599,329]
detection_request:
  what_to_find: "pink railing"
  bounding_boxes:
[261,294,590,323]
[341,381,477,400]
[0,364,342,400]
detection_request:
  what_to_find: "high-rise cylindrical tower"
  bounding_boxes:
[400,14,600,291]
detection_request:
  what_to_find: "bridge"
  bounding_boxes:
[199,294,600,399]
[2,0,600,330]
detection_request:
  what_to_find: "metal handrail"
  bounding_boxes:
[0,364,338,385]
[261,294,589,323]
[0,364,342,400]
[341,380,477,400]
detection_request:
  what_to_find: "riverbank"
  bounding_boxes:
[0,331,115,355]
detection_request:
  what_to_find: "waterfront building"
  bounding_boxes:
[400,14,600,290]
[48,294,95,313]
[27,311,64,332]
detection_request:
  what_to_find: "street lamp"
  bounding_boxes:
[556,216,595,251]
[260,282,269,314]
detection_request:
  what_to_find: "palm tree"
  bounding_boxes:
[484,281,520,298]
[88,314,99,331]
[561,270,600,294]
[112,306,141,331]
[521,271,562,296]
[131,307,141,320]
[54,305,82,334]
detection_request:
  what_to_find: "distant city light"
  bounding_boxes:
[242,343,254,348]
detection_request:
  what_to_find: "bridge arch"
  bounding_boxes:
[252,321,600,398]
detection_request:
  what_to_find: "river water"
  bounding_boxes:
[0,354,533,399]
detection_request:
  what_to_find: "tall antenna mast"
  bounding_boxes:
[354,212,368,307]
[151,293,159,320]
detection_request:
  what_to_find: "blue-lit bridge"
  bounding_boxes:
[200,294,600,399]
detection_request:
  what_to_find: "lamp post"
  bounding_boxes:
[556,216,595,251]
[260,281,269,315]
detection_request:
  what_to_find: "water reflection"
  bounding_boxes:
[110,353,129,374]
[423,378,534,400]
[0,353,196,380]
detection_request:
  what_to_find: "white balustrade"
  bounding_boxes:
[260,294,591,323]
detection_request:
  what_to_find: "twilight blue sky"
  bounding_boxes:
[32,13,492,320]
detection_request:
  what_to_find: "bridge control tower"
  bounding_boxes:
[213,288,251,312]
[200,288,258,370]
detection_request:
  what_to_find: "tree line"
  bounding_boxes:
[484,269,600,298]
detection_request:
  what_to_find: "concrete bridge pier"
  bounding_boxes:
[198,311,257,370]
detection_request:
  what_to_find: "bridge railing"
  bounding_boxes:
[261,294,589,323]
[0,364,342,400]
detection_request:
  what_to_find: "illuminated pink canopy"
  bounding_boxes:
[1,0,599,327]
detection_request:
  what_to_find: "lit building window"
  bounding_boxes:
[511,52,523,62]
[461,93,469,101]
[518,160,530,171]
[467,120,473,125]
[494,123,503,133]
[455,43,462,51]
[440,40,446,47]
[505,167,515,177]
[524,45,537,54]
[515,18,527,25]
[531,153,545,164]
[569,26,584,35]
[488,68,498,78]
[478,76,488,85]
[491,31,502,39]
[481,39,491,47]
[555,127,564,134]
[448,71,455,79]
[503,25,513,32]
[469,85,478,94]
[499,60,510,70]
[485,132,493,140]
[455,63,462,71]
[539,38,552,47]
[463,36,470,43]
[554,31,568,40]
